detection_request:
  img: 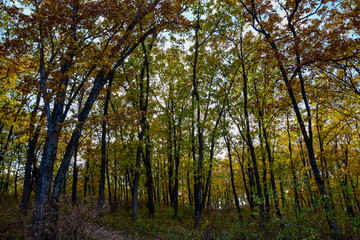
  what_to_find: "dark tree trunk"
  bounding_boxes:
[113,149,118,209]
[197,109,223,226]
[31,15,159,238]
[106,151,113,210]
[225,134,242,219]
[279,179,286,209]
[173,128,180,218]
[262,120,281,218]
[242,67,264,220]
[258,128,270,217]
[191,5,204,228]
[143,131,155,216]
[98,80,112,216]
[15,152,21,201]
[233,140,253,210]
[50,25,157,209]
[227,30,264,219]
[299,135,315,209]
[32,125,63,239]
[168,119,174,205]
[132,145,141,220]
[287,113,300,214]
[187,170,193,206]
[71,145,78,205]
[341,144,355,217]
[207,182,211,209]
[238,1,340,236]
[84,159,89,202]
[172,105,183,217]
[71,92,84,206]
[21,93,42,215]
[0,107,21,164]
[132,37,156,219]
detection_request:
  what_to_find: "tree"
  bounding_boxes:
[2,0,189,238]
[231,0,358,237]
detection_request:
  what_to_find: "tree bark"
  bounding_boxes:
[287,113,300,214]
[21,93,42,215]
[261,118,281,218]
[225,134,242,219]
[98,79,112,216]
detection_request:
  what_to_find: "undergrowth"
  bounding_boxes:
[103,203,360,240]
[0,196,359,240]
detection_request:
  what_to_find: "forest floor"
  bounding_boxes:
[89,222,129,240]
[0,197,359,239]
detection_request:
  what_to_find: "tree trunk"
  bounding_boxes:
[286,113,300,214]
[258,124,270,217]
[98,79,112,216]
[84,159,89,202]
[225,134,242,219]
[143,131,155,216]
[71,145,78,205]
[187,170,193,206]
[233,141,253,210]
[262,119,281,218]
[242,67,265,220]
[106,151,113,210]
[14,152,21,201]
[132,145,141,221]
[21,93,42,215]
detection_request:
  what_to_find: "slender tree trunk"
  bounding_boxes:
[278,177,285,209]
[207,182,211,209]
[237,2,340,236]
[225,134,242,219]
[299,135,315,209]
[262,120,281,218]
[143,131,155,216]
[71,146,78,205]
[192,5,204,228]
[233,141,253,210]
[132,145,141,220]
[113,149,118,209]
[71,92,84,206]
[21,93,42,215]
[2,160,12,195]
[34,21,159,240]
[167,117,174,205]
[15,152,21,201]
[98,80,112,216]
[276,20,339,238]
[287,114,300,214]
[0,107,21,164]
[187,170,193,206]
[84,159,89,203]
[242,68,264,220]
[258,125,270,217]
[173,118,181,218]
[341,144,355,217]
[106,151,113,210]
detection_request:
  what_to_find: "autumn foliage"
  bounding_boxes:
[0,0,360,239]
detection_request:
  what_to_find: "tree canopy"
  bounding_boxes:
[0,0,360,239]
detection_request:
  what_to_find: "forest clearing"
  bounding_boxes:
[0,0,360,239]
